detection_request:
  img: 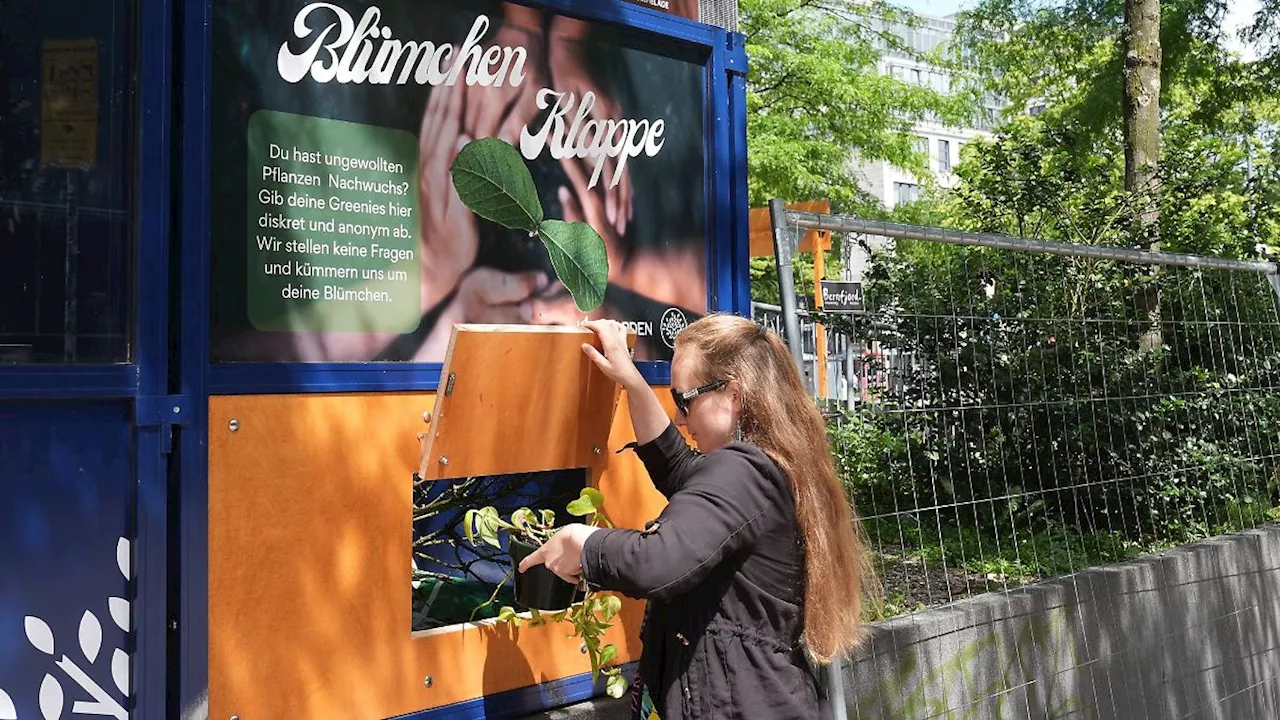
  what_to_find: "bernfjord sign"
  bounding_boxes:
[278,5,665,191]
[820,281,864,313]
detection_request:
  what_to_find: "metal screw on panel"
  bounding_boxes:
[423,676,434,688]
[228,419,239,432]
[439,456,449,466]
[580,643,588,654]
[230,716,239,720]
[593,446,602,455]
[172,405,181,414]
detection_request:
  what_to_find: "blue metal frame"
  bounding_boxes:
[177,0,213,715]
[133,0,177,717]
[205,361,671,395]
[0,0,176,717]
[0,365,139,399]
[392,663,638,720]
[727,33,752,317]
[178,1,748,717]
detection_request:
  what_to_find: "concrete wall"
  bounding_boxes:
[523,524,1280,719]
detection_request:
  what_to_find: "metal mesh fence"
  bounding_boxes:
[764,213,1280,617]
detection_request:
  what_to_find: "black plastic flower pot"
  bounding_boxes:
[509,536,578,611]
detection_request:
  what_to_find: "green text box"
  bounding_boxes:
[246,109,421,333]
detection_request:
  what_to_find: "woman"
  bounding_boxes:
[519,315,874,719]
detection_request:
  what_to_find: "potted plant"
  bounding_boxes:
[462,488,630,699]
[464,504,580,612]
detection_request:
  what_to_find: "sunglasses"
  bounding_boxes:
[671,379,727,416]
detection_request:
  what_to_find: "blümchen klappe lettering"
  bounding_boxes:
[520,89,666,191]
[277,4,670,191]
[278,5,527,87]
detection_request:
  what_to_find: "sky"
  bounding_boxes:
[891,0,1264,61]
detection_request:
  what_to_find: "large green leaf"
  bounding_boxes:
[537,220,609,312]
[450,138,543,232]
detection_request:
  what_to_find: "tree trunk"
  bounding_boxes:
[1124,0,1162,351]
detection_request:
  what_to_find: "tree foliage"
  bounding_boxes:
[742,0,979,210]
[817,0,1280,577]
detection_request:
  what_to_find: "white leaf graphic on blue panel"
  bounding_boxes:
[0,688,17,720]
[78,612,102,665]
[115,539,130,582]
[2,538,135,718]
[26,617,55,656]
[38,674,63,720]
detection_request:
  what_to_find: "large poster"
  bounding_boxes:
[211,0,708,363]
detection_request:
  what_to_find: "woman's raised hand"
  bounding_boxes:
[581,319,643,389]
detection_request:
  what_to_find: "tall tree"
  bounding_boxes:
[1123,0,1163,348]
[1123,0,1161,240]
[953,0,1280,347]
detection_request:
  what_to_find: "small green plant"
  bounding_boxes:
[462,488,630,699]
[450,137,609,312]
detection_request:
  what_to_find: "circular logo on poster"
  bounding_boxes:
[660,308,688,349]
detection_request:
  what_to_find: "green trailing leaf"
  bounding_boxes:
[598,643,618,666]
[605,673,628,699]
[537,220,609,312]
[450,137,543,233]
[540,509,557,526]
[565,496,594,518]
[599,595,622,622]
[512,507,536,533]
[567,487,607,517]
[475,507,502,548]
[582,488,605,512]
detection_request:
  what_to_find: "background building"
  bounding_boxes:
[854,12,1004,209]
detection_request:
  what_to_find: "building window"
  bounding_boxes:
[893,182,920,206]
[913,136,929,156]
[938,139,951,173]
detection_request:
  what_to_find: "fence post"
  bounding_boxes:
[767,200,850,718]
[768,199,807,374]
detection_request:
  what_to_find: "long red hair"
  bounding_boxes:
[676,313,874,664]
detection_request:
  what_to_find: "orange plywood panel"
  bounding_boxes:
[419,324,637,481]
[208,388,674,720]
[748,199,832,257]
